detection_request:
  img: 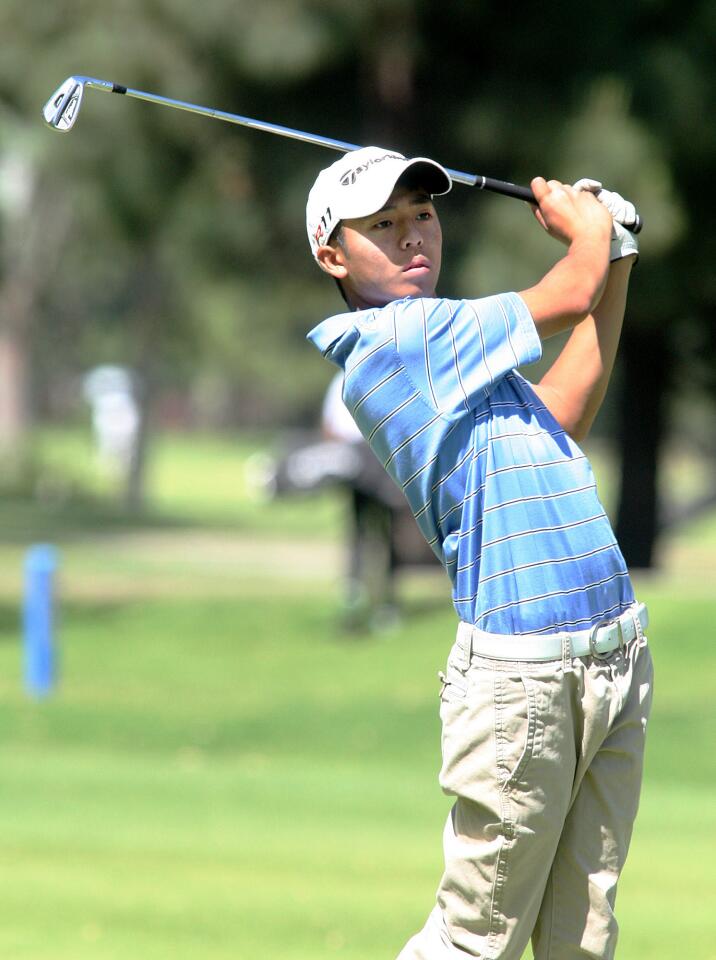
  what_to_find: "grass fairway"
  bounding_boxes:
[0,432,714,959]
[0,573,714,958]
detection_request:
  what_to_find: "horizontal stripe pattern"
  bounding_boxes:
[307,293,634,634]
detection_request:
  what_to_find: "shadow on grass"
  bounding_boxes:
[0,603,20,638]
[331,590,450,644]
[401,593,451,619]
[0,495,245,545]
[0,598,138,641]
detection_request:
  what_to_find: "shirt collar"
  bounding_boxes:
[306,310,365,366]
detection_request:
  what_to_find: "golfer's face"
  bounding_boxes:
[338,184,442,309]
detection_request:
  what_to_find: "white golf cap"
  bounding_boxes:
[306,146,452,259]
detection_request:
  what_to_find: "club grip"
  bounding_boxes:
[479,176,536,204]
[478,176,642,234]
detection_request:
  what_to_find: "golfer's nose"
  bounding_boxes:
[401,223,423,248]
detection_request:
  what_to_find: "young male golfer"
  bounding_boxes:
[306,147,652,960]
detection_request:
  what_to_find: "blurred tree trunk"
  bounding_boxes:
[123,251,166,513]
[0,167,33,460]
[0,307,29,455]
[615,325,669,568]
[360,1,418,148]
[0,165,71,464]
[125,372,152,514]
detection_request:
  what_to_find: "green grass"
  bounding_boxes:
[27,425,344,537]
[0,576,714,959]
[0,427,713,958]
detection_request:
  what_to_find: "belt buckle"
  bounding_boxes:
[588,617,624,660]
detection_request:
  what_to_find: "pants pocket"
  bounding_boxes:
[493,671,537,787]
[438,644,470,704]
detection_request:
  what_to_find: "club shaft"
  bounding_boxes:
[62,77,642,232]
[83,78,531,197]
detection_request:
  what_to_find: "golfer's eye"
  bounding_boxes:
[417,210,433,221]
[373,219,392,230]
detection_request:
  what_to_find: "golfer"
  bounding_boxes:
[306,147,653,960]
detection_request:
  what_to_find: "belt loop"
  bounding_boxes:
[561,633,574,673]
[632,608,647,648]
[456,622,473,670]
[463,625,473,670]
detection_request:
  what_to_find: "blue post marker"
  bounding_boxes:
[23,544,59,697]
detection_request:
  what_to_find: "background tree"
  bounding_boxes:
[0,0,712,554]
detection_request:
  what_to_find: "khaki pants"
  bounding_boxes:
[398,630,653,960]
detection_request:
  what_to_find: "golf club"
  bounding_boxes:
[43,75,642,232]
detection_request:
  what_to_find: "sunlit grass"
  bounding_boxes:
[0,426,712,958]
[23,425,344,539]
[0,579,713,960]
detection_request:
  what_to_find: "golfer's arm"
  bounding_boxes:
[519,236,610,339]
[531,256,636,443]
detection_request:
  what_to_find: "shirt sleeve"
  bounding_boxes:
[393,293,542,416]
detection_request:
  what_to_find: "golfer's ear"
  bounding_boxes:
[316,244,348,280]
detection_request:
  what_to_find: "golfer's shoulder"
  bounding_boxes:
[397,291,531,323]
[306,303,397,364]
[393,294,537,359]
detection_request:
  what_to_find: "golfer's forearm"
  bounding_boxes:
[533,257,634,441]
[520,236,610,339]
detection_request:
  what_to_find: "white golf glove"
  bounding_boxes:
[573,177,639,262]
[608,220,639,262]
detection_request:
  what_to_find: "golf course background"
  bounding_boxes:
[0,429,713,960]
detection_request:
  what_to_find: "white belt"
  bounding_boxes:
[456,603,648,663]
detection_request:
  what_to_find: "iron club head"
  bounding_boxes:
[43,76,85,132]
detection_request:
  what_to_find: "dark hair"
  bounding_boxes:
[329,223,345,248]
[329,224,351,308]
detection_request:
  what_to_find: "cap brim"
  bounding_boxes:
[335,156,452,222]
[398,158,452,197]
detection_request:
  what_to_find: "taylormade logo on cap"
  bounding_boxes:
[306,146,452,259]
[339,152,404,186]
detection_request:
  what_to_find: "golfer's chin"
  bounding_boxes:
[393,271,436,302]
[348,274,436,309]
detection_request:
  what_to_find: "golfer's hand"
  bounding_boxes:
[531,177,612,248]
[572,178,640,263]
[572,178,639,228]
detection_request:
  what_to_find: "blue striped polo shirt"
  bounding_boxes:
[307,293,635,635]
